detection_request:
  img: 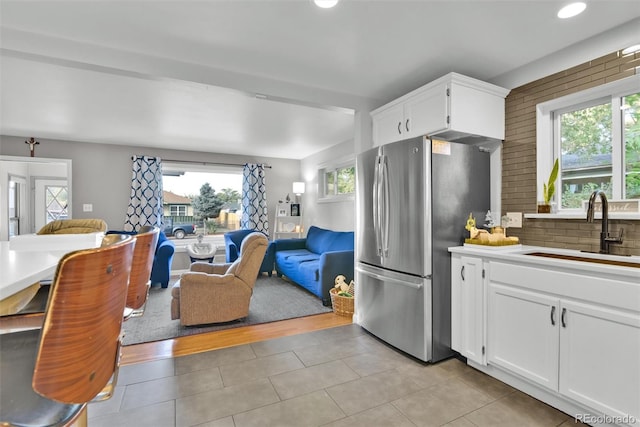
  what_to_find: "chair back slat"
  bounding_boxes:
[126,226,160,309]
[32,235,136,403]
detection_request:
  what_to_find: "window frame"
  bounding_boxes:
[318,157,356,203]
[169,205,188,217]
[535,74,640,217]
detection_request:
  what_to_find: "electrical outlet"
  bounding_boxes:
[83,204,93,212]
[505,212,522,228]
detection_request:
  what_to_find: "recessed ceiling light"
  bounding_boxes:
[557,2,587,19]
[314,0,339,8]
[622,44,640,55]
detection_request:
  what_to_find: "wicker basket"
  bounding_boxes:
[329,282,355,317]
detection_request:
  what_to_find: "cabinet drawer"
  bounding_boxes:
[490,261,640,312]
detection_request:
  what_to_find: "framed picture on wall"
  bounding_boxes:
[290,203,300,216]
[277,207,288,216]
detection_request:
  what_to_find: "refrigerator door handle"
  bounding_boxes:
[357,266,424,290]
[381,155,390,257]
[373,155,382,256]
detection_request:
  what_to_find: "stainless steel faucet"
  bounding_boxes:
[586,190,623,254]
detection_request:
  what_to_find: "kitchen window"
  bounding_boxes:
[536,74,640,214]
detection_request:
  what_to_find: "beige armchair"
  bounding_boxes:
[171,232,268,326]
[36,218,107,234]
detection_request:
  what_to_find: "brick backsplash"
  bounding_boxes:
[502,49,639,256]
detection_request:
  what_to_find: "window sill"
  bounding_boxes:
[524,213,640,220]
[318,194,355,204]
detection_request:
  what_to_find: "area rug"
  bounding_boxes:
[122,275,333,345]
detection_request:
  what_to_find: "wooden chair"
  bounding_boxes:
[0,234,136,426]
[121,226,160,319]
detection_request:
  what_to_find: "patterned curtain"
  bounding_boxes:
[241,163,269,235]
[124,156,164,232]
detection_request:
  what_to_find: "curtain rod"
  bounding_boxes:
[137,157,272,169]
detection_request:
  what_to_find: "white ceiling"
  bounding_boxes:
[1,0,639,159]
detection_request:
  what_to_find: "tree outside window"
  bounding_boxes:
[623,93,640,200]
[322,165,355,198]
[558,91,640,209]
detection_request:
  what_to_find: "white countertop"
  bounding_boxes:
[0,241,63,299]
[449,244,640,281]
[1,234,103,300]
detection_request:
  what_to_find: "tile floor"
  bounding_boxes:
[88,324,580,427]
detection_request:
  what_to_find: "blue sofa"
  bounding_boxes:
[224,229,275,276]
[274,226,354,306]
[107,229,175,288]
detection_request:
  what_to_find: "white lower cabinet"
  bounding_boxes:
[449,249,640,426]
[559,300,640,422]
[451,254,486,365]
[488,280,640,424]
[488,283,559,390]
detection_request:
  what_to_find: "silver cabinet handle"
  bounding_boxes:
[405,118,410,132]
[550,306,556,326]
[397,122,402,134]
[461,265,465,281]
[561,308,567,328]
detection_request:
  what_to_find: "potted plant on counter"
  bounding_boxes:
[538,158,559,213]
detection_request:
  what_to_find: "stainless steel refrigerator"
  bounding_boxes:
[356,136,490,362]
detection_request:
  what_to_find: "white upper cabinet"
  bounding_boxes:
[371,73,509,147]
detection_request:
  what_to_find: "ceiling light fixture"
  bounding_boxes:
[622,44,640,55]
[314,0,339,9]
[557,2,586,19]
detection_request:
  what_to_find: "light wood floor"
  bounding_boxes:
[120,312,353,366]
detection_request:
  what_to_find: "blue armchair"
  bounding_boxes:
[107,229,175,288]
[224,229,274,276]
[150,231,175,288]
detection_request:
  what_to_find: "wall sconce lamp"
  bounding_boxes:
[293,181,305,203]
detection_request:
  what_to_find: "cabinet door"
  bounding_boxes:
[488,283,559,391]
[559,300,640,421]
[449,81,506,140]
[405,83,448,139]
[372,103,404,146]
[452,256,486,365]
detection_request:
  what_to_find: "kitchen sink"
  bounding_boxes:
[524,252,640,269]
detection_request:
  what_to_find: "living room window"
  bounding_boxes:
[319,160,355,201]
[162,161,243,235]
[536,74,640,213]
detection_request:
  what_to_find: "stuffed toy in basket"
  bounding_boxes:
[330,275,355,316]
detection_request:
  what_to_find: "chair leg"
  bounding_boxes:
[67,404,88,427]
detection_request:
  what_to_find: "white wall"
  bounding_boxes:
[300,139,356,233]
